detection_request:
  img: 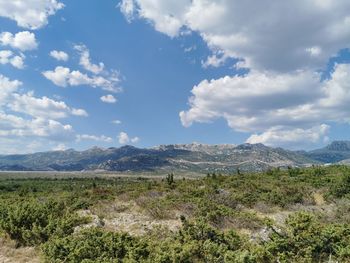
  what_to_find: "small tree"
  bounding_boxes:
[288,166,301,177]
[166,173,174,186]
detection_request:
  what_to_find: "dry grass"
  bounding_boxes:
[313,192,326,206]
[90,199,133,219]
[0,238,40,263]
[87,197,182,236]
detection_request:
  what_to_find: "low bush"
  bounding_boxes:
[264,212,350,262]
[42,228,150,263]
[0,199,86,247]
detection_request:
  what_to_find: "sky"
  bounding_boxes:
[1,0,350,154]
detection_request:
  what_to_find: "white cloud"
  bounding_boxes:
[53,143,67,151]
[50,50,69,61]
[0,31,38,51]
[306,46,322,57]
[201,52,228,68]
[0,74,89,152]
[120,0,189,38]
[9,92,88,119]
[76,134,113,143]
[180,64,350,146]
[119,0,136,22]
[0,0,64,30]
[0,113,74,141]
[118,132,130,144]
[118,131,139,144]
[42,66,121,92]
[131,136,140,143]
[42,66,70,86]
[111,120,122,124]
[184,45,196,53]
[43,44,122,93]
[100,94,117,103]
[0,138,45,154]
[0,50,25,69]
[0,74,22,105]
[9,53,25,68]
[74,44,104,74]
[71,108,88,117]
[122,0,350,72]
[246,125,330,149]
[33,119,74,141]
[180,70,323,131]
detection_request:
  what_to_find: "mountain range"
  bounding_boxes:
[0,141,349,173]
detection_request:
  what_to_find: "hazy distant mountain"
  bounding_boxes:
[305,141,350,163]
[0,142,318,173]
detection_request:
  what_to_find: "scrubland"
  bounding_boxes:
[1,165,350,262]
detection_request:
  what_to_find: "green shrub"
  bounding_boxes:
[264,212,350,262]
[330,174,350,198]
[0,199,85,246]
[42,227,149,262]
[287,166,301,177]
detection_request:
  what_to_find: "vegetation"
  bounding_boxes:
[1,165,350,262]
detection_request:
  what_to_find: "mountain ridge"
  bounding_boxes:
[305,140,350,163]
[0,141,332,173]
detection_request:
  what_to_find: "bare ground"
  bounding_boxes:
[0,238,40,263]
[81,199,182,236]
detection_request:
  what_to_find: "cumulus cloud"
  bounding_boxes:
[0,50,25,69]
[131,137,140,143]
[121,0,350,72]
[120,0,189,38]
[246,125,330,149]
[50,50,69,61]
[43,45,122,92]
[76,134,113,143]
[118,131,139,144]
[0,0,64,30]
[100,94,117,103]
[118,132,130,144]
[119,0,136,22]
[0,31,38,51]
[0,74,22,105]
[121,1,350,147]
[0,113,74,141]
[0,74,88,152]
[42,66,121,92]
[9,92,88,119]
[74,44,104,74]
[180,70,322,131]
[180,64,350,146]
[0,138,46,154]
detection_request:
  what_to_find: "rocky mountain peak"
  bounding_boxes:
[325,141,350,151]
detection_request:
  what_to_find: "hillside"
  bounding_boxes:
[0,143,316,172]
[305,140,350,163]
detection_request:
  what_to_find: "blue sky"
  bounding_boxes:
[1,0,350,153]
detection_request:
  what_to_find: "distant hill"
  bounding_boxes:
[305,141,350,163]
[0,143,317,173]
